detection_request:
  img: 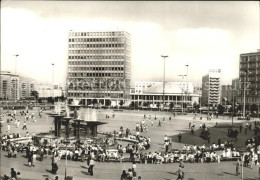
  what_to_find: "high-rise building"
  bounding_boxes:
[19,77,35,99]
[201,69,221,106]
[66,31,131,106]
[0,71,20,101]
[221,85,232,104]
[238,51,260,106]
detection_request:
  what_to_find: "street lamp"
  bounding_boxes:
[178,75,187,115]
[185,65,189,112]
[241,70,250,118]
[161,55,168,110]
[52,63,55,99]
[63,139,70,179]
[14,54,19,75]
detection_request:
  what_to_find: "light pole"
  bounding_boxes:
[52,63,55,100]
[14,54,19,75]
[241,70,250,118]
[185,65,189,112]
[161,55,168,110]
[178,75,187,115]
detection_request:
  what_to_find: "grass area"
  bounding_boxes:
[171,122,256,149]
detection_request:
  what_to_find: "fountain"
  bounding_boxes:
[46,99,106,139]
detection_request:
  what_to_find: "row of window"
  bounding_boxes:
[68,55,125,60]
[69,32,125,37]
[68,43,125,48]
[69,37,125,43]
[241,56,260,62]
[69,67,124,71]
[68,72,124,77]
[68,61,124,66]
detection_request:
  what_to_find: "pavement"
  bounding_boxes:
[0,109,259,180]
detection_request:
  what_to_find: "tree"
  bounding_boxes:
[119,100,124,107]
[31,90,39,100]
[217,104,225,115]
[169,102,174,109]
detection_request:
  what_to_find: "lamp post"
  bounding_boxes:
[241,70,250,118]
[161,55,168,110]
[63,139,70,179]
[185,65,189,112]
[52,63,55,100]
[14,54,19,75]
[178,75,187,115]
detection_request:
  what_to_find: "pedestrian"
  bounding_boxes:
[236,159,240,175]
[17,120,20,128]
[178,132,182,142]
[88,158,95,176]
[158,120,161,127]
[16,172,21,180]
[120,170,127,180]
[132,161,137,178]
[189,122,191,129]
[176,168,184,180]
[10,168,16,179]
[22,122,27,130]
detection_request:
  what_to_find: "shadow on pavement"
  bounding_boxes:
[80,165,88,169]
[81,171,89,175]
[217,173,224,176]
[222,172,236,176]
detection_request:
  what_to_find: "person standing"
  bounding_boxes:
[88,158,95,176]
[178,133,182,143]
[132,161,137,178]
[239,125,242,133]
[158,120,161,127]
[236,159,240,176]
[10,168,16,179]
[7,124,10,132]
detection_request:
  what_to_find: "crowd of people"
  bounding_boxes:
[1,108,260,180]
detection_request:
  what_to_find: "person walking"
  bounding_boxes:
[88,158,95,176]
[176,167,184,180]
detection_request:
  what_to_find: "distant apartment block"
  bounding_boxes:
[202,69,221,106]
[237,51,260,106]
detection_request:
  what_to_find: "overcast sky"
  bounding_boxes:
[1,1,259,87]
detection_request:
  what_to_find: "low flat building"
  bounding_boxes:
[130,81,199,108]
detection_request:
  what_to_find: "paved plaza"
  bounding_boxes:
[0,109,259,180]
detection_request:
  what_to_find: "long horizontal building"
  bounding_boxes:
[130,81,200,108]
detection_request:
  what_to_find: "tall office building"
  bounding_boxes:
[238,51,260,106]
[66,31,131,106]
[201,69,221,106]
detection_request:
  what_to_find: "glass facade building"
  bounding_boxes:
[66,31,131,106]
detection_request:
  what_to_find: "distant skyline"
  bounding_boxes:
[1,1,259,87]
